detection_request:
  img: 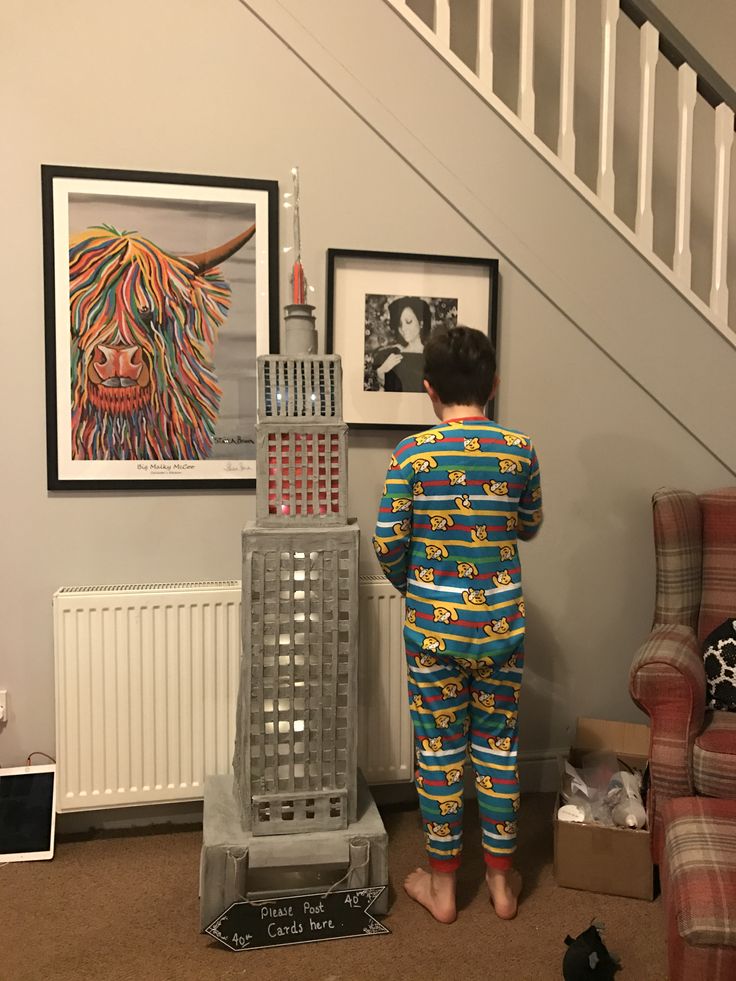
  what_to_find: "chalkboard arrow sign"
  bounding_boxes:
[206,886,390,951]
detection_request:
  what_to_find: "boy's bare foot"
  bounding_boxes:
[485,867,522,920]
[403,868,457,923]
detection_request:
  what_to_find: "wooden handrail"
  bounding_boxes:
[620,0,736,119]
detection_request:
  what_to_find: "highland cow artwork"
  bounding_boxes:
[43,166,279,490]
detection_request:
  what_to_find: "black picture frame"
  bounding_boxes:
[325,248,499,429]
[42,164,280,491]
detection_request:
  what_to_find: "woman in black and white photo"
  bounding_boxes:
[371,296,432,393]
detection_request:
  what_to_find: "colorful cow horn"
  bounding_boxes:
[182,224,256,273]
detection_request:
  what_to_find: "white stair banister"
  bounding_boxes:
[673,62,697,286]
[476,0,493,91]
[597,0,620,210]
[519,0,535,130]
[558,0,577,171]
[710,102,734,322]
[635,22,659,249]
[435,0,450,47]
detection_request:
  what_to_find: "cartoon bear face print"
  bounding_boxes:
[473,691,495,709]
[406,607,417,625]
[412,457,436,474]
[372,538,388,556]
[421,736,443,752]
[457,561,479,579]
[499,544,515,561]
[417,653,436,668]
[389,455,399,469]
[448,470,466,486]
[415,431,443,445]
[393,519,411,535]
[484,480,509,497]
[454,495,472,512]
[503,433,528,447]
[413,481,425,497]
[421,635,445,653]
[436,711,456,729]
[391,498,411,512]
[531,486,542,501]
[495,821,515,836]
[516,599,525,616]
[473,524,488,542]
[488,736,512,752]
[512,797,520,812]
[506,515,518,531]
[425,544,447,561]
[445,768,463,785]
[499,457,522,474]
[475,774,494,790]
[433,607,457,625]
[439,799,460,815]
[464,437,481,452]
[492,570,512,587]
[484,618,510,635]
[429,822,451,837]
[417,566,435,583]
[441,683,459,699]
[412,694,423,708]
[430,514,454,531]
[463,588,487,606]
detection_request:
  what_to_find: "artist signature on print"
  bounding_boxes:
[214,436,254,445]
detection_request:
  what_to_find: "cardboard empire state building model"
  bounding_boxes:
[200,354,389,930]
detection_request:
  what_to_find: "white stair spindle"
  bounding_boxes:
[635,23,659,249]
[710,102,734,321]
[519,0,535,130]
[597,0,620,210]
[435,0,450,47]
[558,0,577,171]
[673,63,697,285]
[476,0,493,91]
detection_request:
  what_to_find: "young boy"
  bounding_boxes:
[372,325,543,924]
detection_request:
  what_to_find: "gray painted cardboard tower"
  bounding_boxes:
[200,355,389,931]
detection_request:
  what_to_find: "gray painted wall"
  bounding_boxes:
[0,0,732,780]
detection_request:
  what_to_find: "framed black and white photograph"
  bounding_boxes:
[325,249,499,429]
[42,165,279,491]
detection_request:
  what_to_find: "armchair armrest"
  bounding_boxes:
[629,624,706,860]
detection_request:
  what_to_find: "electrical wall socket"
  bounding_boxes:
[0,689,7,723]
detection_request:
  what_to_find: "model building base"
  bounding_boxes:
[199,770,388,931]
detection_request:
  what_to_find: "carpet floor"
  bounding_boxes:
[1,793,667,980]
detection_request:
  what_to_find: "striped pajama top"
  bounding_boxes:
[372,417,543,661]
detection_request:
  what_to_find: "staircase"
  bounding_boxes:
[243,0,736,474]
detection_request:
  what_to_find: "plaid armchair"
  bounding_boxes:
[630,487,736,862]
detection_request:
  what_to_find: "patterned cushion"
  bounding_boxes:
[694,711,736,798]
[663,797,736,947]
[652,489,702,630]
[703,617,736,710]
[698,489,736,644]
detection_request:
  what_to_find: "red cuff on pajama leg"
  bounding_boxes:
[484,852,513,871]
[428,855,462,873]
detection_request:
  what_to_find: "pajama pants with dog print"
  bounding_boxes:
[406,640,523,872]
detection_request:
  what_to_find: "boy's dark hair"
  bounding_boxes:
[423,325,496,406]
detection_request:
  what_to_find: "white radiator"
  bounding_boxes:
[53,576,411,812]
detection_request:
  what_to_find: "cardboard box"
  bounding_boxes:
[553,718,653,901]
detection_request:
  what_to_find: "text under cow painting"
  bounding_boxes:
[42,165,279,490]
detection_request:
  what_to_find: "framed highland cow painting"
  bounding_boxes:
[42,165,279,490]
